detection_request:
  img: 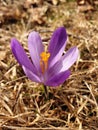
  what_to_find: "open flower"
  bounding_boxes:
[11,27,79,87]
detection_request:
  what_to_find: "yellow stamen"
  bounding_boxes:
[40,52,50,73]
[40,52,50,62]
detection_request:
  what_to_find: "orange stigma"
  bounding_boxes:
[40,52,50,73]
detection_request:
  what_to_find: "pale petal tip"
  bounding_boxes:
[74,46,79,59]
[28,31,39,38]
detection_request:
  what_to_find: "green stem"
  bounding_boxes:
[43,85,49,99]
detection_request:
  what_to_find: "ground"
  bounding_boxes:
[0,0,98,130]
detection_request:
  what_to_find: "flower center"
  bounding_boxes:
[40,52,50,73]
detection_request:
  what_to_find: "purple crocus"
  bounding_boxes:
[11,27,79,87]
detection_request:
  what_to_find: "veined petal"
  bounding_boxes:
[28,31,44,72]
[48,27,67,67]
[47,60,62,79]
[11,38,36,73]
[47,47,79,78]
[45,70,70,87]
[22,66,41,83]
[60,47,79,72]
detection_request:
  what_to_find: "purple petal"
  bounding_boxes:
[48,27,67,67]
[28,31,44,72]
[45,70,70,87]
[11,38,36,73]
[47,47,79,78]
[60,47,79,72]
[47,60,62,79]
[22,66,41,83]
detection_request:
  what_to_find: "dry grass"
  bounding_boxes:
[0,0,98,130]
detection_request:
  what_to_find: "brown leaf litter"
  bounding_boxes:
[0,0,98,129]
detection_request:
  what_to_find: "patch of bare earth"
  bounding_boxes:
[0,0,98,129]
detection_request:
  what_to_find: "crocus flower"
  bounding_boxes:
[11,27,79,87]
